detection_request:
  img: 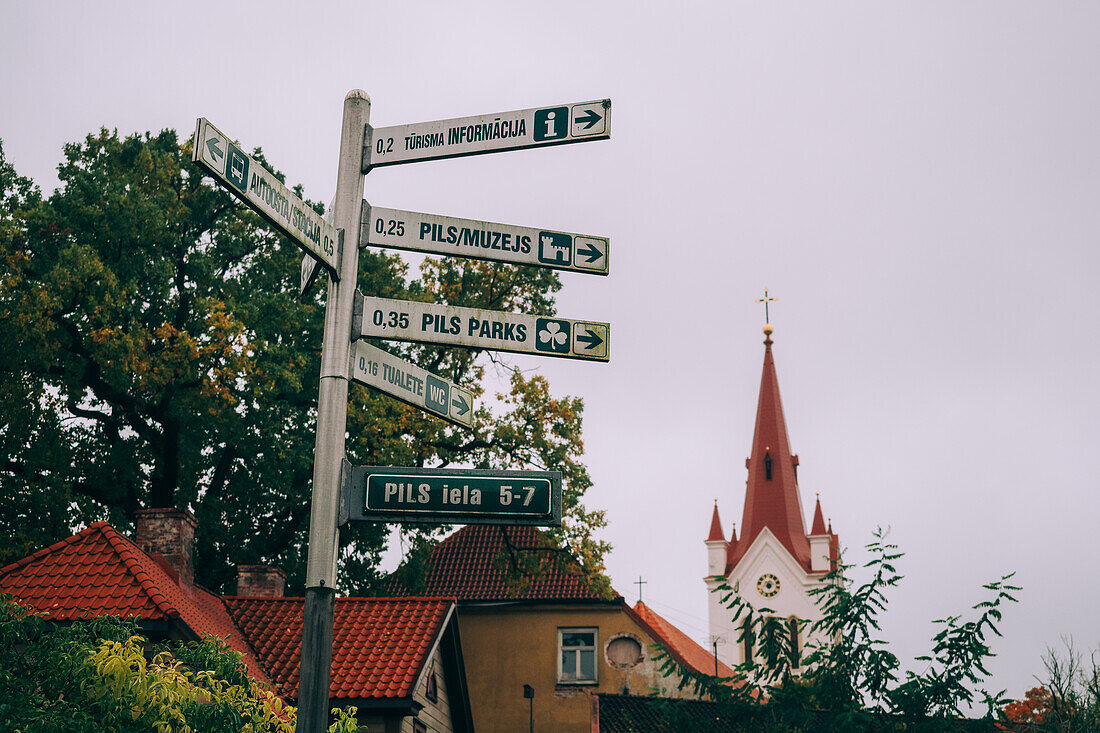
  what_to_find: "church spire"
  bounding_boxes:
[810,493,827,535]
[706,501,725,542]
[727,324,813,572]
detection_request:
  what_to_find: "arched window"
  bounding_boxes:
[742,618,753,665]
[764,452,773,480]
[788,617,800,667]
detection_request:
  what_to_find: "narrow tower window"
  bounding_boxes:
[788,617,800,667]
[764,453,773,481]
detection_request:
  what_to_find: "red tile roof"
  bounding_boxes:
[727,331,814,574]
[389,525,607,602]
[224,597,453,700]
[0,521,268,683]
[628,601,736,678]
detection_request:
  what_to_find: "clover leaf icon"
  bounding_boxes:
[536,319,570,353]
[539,321,568,347]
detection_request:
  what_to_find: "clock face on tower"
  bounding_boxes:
[757,573,780,598]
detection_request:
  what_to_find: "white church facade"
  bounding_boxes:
[704,324,839,669]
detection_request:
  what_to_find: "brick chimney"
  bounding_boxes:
[236,565,287,597]
[134,508,197,587]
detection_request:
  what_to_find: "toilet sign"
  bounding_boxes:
[365,99,611,169]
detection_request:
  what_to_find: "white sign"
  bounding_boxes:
[192,118,341,275]
[350,341,474,428]
[362,205,609,276]
[365,99,611,169]
[354,293,609,363]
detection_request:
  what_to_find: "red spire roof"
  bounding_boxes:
[810,494,827,535]
[706,503,725,542]
[727,330,813,573]
[0,521,267,682]
[224,597,453,700]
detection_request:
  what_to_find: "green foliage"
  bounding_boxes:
[0,594,361,732]
[0,129,609,594]
[653,530,1021,732]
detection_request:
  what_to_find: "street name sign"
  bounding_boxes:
[349,341,474,428]
[365,99,611,169]
[353,293,610,362]
[362,204,609,276]
[341,464,562,527]
[193,118,341,276]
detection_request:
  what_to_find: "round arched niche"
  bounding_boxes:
[605,633,644,668]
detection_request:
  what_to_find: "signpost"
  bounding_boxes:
[362,205,609,276]
[350,341,474,428]
[195,90,611,733]
[353,293,610,362]
[193,118,342,276]
[365,99,611,169]
[341,465,561,527]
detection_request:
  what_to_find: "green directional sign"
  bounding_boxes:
[365,99,611,169]
[353,292,609,362]
[361,204,609,276]
[192,118,341,276]
[340,465,562,527]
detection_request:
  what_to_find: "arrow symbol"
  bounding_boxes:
[576,242,603,263]
[574,109,602,130]
[576,329,604,351]
[205,136,223,160]
[451,393,470,416]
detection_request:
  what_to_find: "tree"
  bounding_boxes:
[0,594,359,732]
[655,530,1021,731]
[1002,640,1100,731]
[0,129,607,594]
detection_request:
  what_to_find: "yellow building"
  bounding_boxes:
[391,525,734,733]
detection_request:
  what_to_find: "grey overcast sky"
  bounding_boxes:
[4,0,1099,702]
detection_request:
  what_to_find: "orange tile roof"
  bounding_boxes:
[628,601,736,678]
[224,597,454,700]
[0,521,268,683]
[388,524,607,602]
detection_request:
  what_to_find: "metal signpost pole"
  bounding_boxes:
[296,90,370,733]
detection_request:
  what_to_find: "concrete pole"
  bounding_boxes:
[296,89,370,733]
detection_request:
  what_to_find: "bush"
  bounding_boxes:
[0,594,358,732]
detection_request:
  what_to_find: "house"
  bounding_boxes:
[705,324,840,669]
[389,524,735,733]
[0,508,474,733]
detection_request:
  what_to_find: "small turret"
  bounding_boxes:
[705,501,728,576]
[808,493,831,572]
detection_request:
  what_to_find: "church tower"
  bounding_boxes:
[704,323,839,669]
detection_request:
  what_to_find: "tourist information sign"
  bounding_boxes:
[193,118,341,276]
[365,99,611,169]
[349,341,474,428]
[340,464,562,527]
[353,293,610,362]
[362,204,609,276]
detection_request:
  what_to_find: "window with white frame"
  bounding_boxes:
[558,627,598,684]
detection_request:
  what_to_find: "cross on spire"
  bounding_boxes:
[634,575,648,604]
[756,288,777,325]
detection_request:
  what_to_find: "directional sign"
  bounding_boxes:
[365,99,611,169]
[362,205,609,276]
[341,464,561,527]
[192,118,341,275]
[353,293,609,362]
[350,341,474,428]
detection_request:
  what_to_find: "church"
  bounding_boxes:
[704,322,839,669]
